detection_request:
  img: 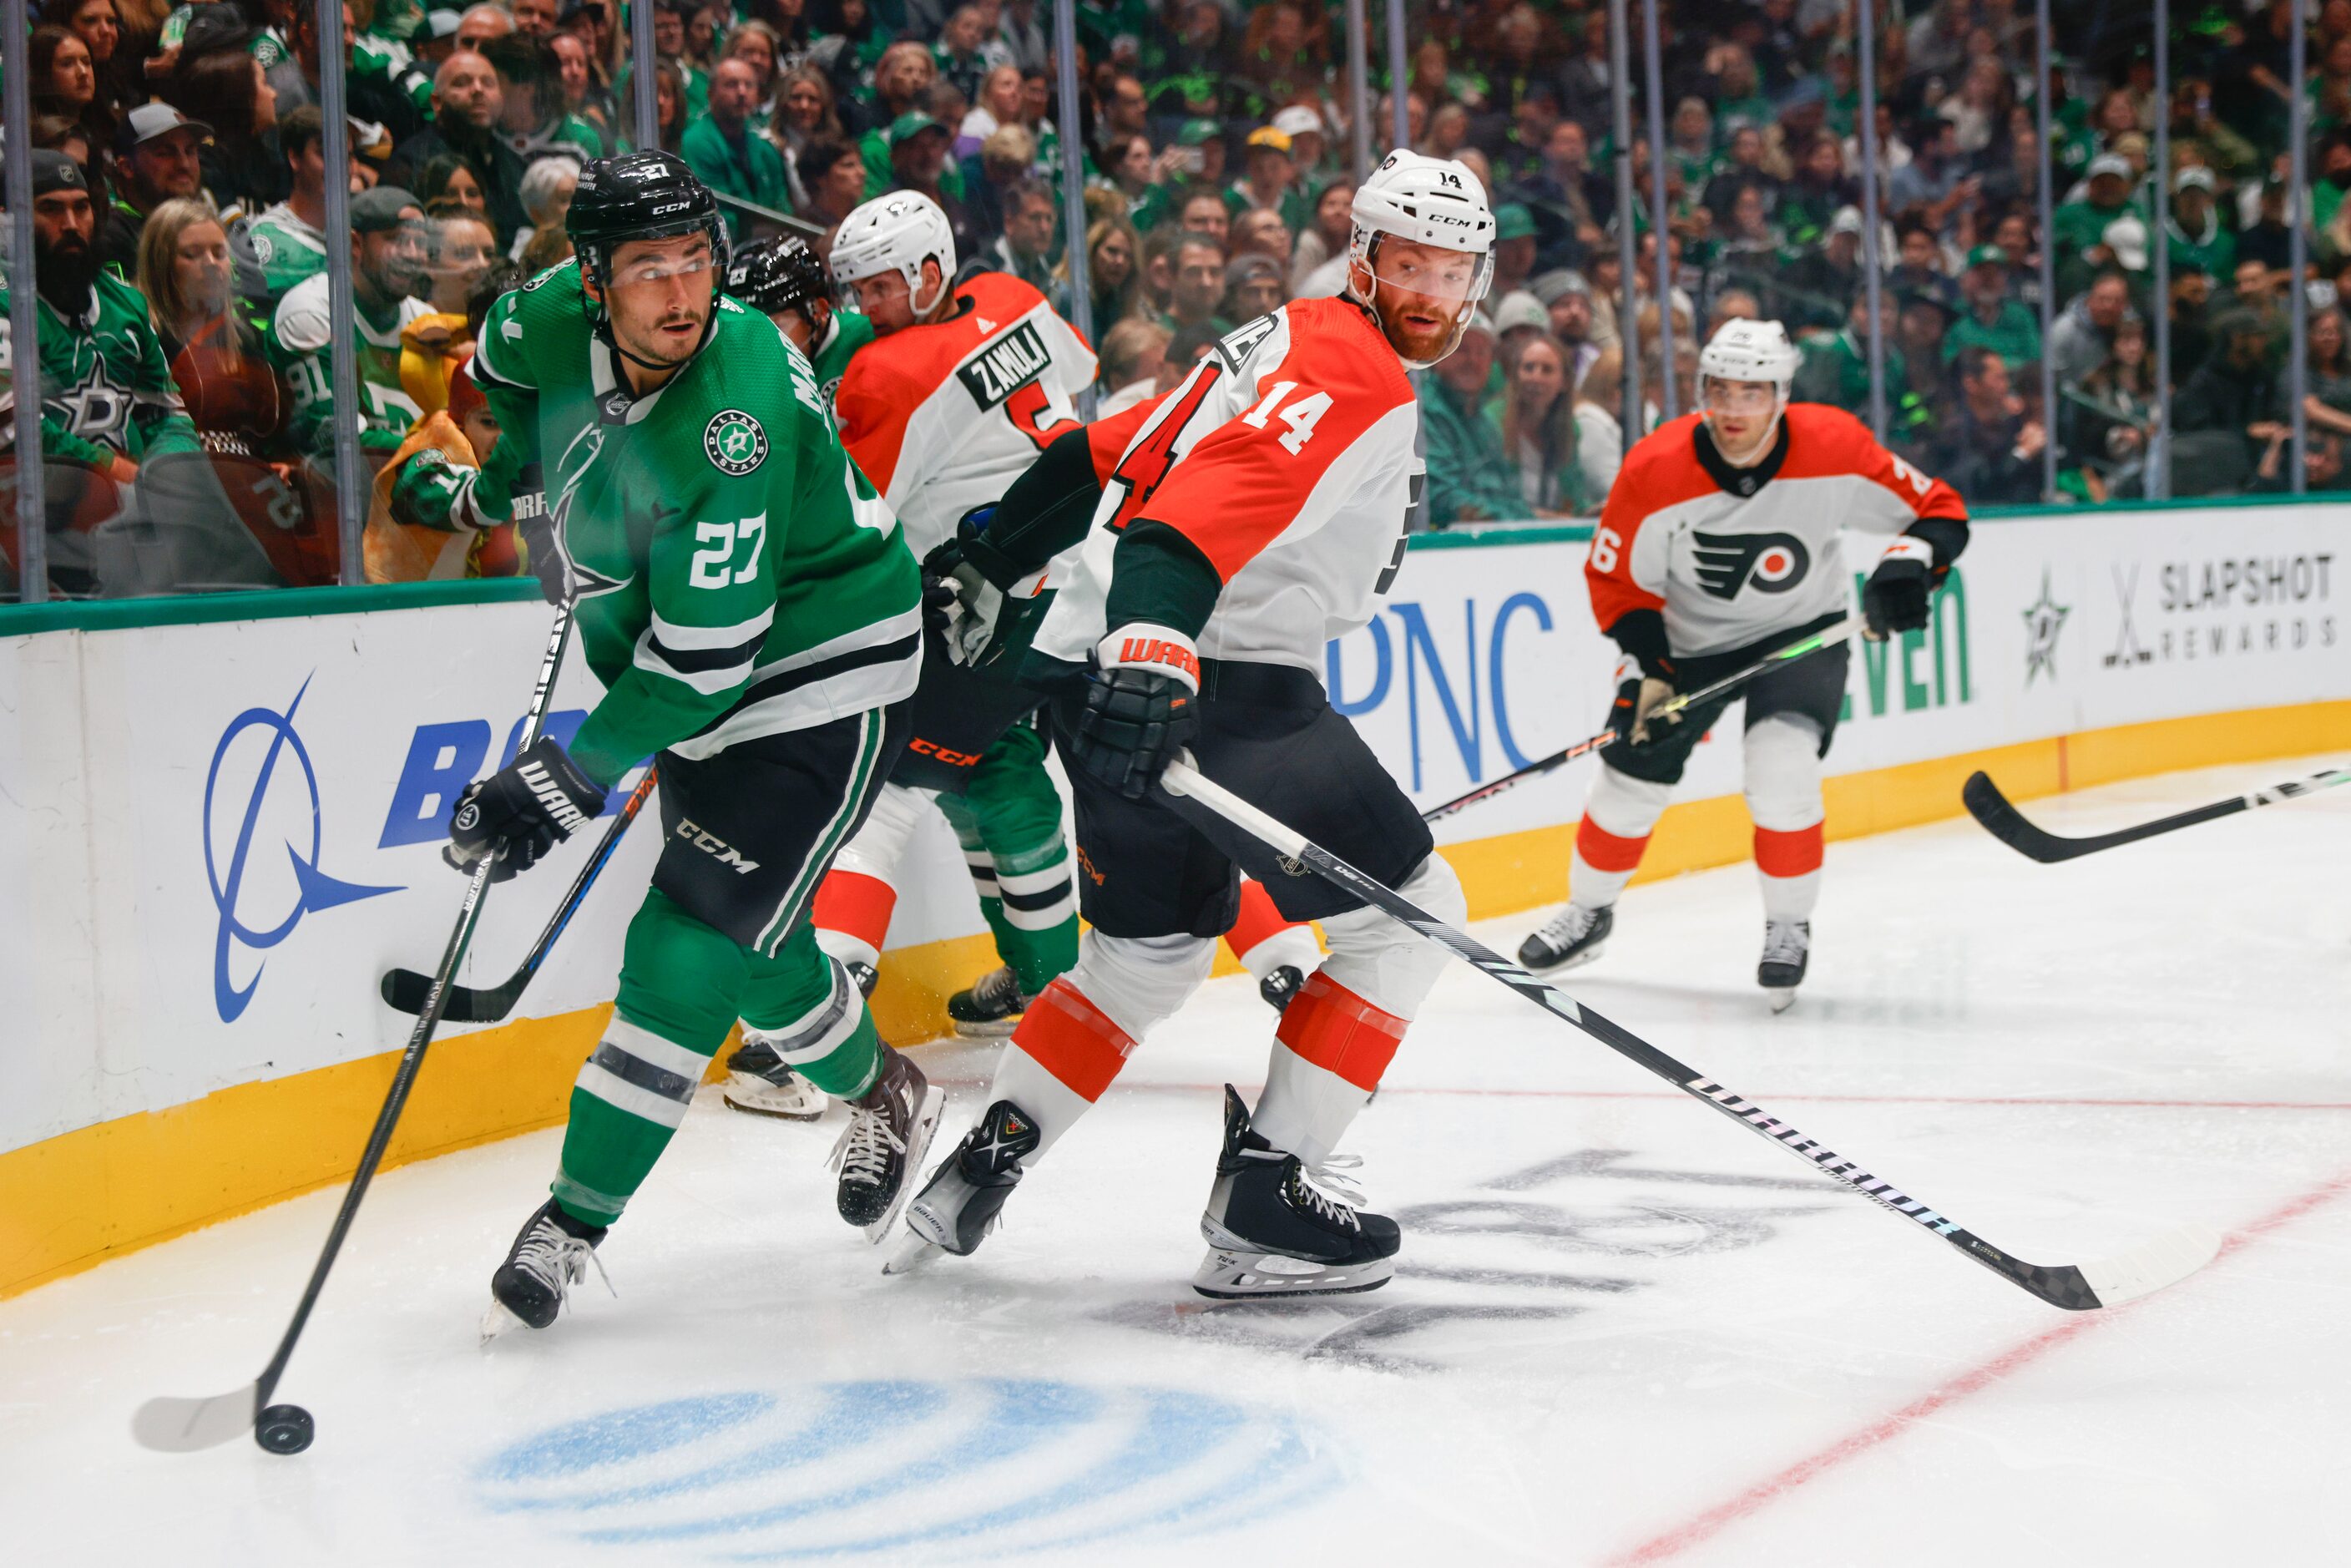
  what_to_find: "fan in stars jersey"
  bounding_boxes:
[1515,317,1971,1011]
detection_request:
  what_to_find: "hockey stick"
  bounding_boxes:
[133,603,576,1456]
[1419,619,1857,823]
[380,765,657,1022]
[1160,758,2222,1312]
[1963,765,2351,864]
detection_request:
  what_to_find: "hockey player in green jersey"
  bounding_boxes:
[722,235,873,409]
[449,153,938,1335]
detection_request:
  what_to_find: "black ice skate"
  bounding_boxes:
[1256,964,1305,1013]
[720,1034,828,1120]
[829,1045,940,1242]
[946,965,1032,1038]
[1759,918,1811,1014]
[1193,1085,1399,1300]
[1517,903,1613,974]
[884,1098,1043,1274]
[483,1198,609,1338]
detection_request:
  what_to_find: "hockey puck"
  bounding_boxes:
[255,1403,315,1454]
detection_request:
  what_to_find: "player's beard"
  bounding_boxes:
[616,300,712,370]
[1367,286,1463,366]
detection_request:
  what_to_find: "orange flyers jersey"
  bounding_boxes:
[1033,298,1423,674]
[1590,402,1968,657]
[830,271,1097,559]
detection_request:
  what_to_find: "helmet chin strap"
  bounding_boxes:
[1703,392,1787,466]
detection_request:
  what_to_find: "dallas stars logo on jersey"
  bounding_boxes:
[704,409,767,475]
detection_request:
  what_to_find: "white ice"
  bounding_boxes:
[6,753,2348,1567]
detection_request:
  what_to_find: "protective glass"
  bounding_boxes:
[609,246,716,290]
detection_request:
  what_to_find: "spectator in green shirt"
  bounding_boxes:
[2051,154,2143,299]
[1946,245,2042,369]
[2165,166,2236,281]
[682,57,792,240]
[1416,312,1528,527]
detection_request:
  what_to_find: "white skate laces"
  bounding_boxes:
[1762,919,1809,967]
[1534,905,1601,948]
[829,1105,908,1190]
[512,1222,614,1313]
[1290,1153,1368,1231]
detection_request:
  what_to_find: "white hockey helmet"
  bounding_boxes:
[830,190,958,316]
[1347,149,1497,367]
[1697,317,1799,394]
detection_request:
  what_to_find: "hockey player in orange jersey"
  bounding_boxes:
[889,150,1498,1299]
[1516,318,1971,1010]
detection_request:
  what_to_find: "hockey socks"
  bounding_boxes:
[551,893,881,1228]
[1224,879,1321,988]
[1251,974,1405,1168]
[938,726,1079,996]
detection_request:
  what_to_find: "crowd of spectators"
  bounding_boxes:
[10,0,2351,598]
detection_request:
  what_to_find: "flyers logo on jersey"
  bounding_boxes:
[958,320,1051,410]
[1691,530,1810,599]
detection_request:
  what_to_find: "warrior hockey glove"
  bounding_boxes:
[447,736,604,881]
[506,463,565,606]
[1071,626,1200,801]
[1863,535,1939,638]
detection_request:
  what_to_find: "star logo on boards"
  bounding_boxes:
[2020,569,2070,686]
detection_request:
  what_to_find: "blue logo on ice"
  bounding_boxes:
[474,1378,1332,1559]
[205,675,401,1022]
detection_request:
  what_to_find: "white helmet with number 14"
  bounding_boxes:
[1347,149,1496,367]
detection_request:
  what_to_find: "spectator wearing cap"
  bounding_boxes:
[392,49,526,239]
[1270,105,1327,184]
[685,56,795,240]
[1415,311,1528,528]
[1489,202,1538,301]
[2166,165,2236,281]
[1946,245,2042,371]
[882,111,962,221]
[97,103,210,281]
[2048,269,2138,390]
[1,150,213,594]
[1226,126,1302,230]
[1171,119,1226,191]
[264,185,435,465]
[1221,252,1286,321]
[1779,204,1865,332]
[2053,153,2145,299]
[245,106,341,305]
[1489,288,1551,365]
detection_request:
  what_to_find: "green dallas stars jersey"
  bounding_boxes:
[0,271,201,470]
[263,273,431,460]
[469,261,922,787]
[805,306,874,408]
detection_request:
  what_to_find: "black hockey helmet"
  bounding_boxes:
[725,235,830,320]
[566,150,729,361]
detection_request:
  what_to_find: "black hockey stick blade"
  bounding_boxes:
[378,966,515,1023]
[1964,766,2351,864]
[1162,758,2222,1312]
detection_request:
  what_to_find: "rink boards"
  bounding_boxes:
[3,501,2346,1297]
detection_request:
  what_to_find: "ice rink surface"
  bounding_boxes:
[6,753,2348,1567]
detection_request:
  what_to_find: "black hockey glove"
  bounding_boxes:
[1607,656,1681,752]
[1070,626,1200,801]
[1863,535,1939,639]
[446,736,603,881]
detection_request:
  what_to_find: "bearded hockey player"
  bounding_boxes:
[451,154,936,1333]
[1515,318,1969,1010]
[791,191,1098,1045]
[892,150,1494,1299]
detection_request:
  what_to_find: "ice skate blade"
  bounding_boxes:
[1522,940,1605,977]
[479,1301,532,1343]
[1191,1246,1394,1300]
[882,1232,947,1275]
[722,1073,828,1120]
[950,1016,1021,1039]
[857,1087,943,1246]
[1765,987,1798,1014]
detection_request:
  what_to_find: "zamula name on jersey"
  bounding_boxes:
[958,321,1050,410]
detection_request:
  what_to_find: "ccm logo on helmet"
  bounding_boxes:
[1691,530,1810,599]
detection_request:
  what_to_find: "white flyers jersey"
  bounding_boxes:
[830,271,1097,559]
[1032,297,1423,675]
[1589,403,1969,657]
